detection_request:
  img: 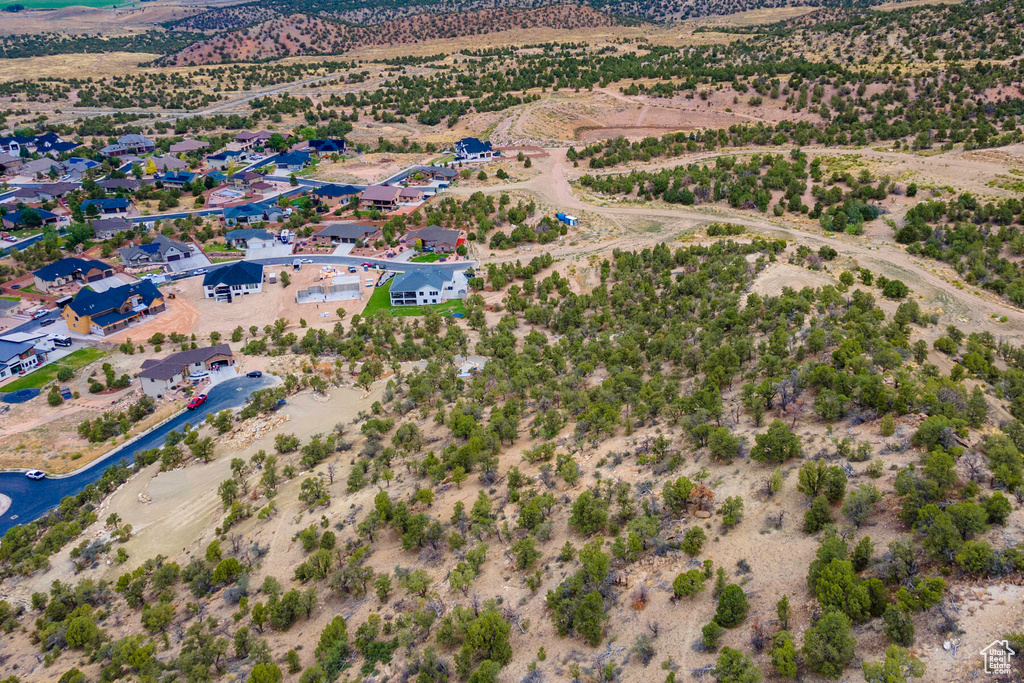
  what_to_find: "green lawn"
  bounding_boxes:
[363,279,466,318]
[0,295,19,302]
[410,253,441,263]
[2,348,105,392]
[205,243,244,254]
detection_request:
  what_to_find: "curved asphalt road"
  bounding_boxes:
[0,374,276,535]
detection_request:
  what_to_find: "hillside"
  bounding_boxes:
[162,5,623,65]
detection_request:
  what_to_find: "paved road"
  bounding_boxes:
[0,374,276,535]
[0,309,63,339]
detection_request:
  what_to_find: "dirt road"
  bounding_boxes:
[454,147,1024,344]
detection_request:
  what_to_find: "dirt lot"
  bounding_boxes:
[169,268,368,338]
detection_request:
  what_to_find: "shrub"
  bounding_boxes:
[672,570,705,599]
[715,585,750,628]
[803,610,856,679]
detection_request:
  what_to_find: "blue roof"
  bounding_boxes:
[313,183,359,198]
[223,204,267,220]
[91,309,138,329]
[162,171,196,183]
[34,257,111,281]
[276,151,310,166]
[203,260,263,288]
[82,198,130,210]
[456,137,492,155]
[67,280,161,318]
[208,150,245,160]
[4,208,56,225]
[309,139,346,153]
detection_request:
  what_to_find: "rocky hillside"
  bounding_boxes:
[162,5,622,66]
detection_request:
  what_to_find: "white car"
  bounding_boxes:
[32,309,51,319]
[25,469,46,480]
[301,258,313,264]
[194,268,208,275]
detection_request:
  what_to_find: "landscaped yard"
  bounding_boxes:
[363,279,466,318]
[2,348,106,392]
[205,243,244,254]
[410,253,442,263]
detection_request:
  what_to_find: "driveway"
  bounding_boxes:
[0,373,278,534]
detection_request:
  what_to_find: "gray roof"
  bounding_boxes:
[91,217,133,235]
[139,343,232,380]
[118,234,192,263]
[391,270,446,293]
[224,228,272,242]
[315,223,376,240]
[405,225,460,246]
[0,339,34,364]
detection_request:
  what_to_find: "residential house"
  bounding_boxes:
[0,153,23,174]
[223,228,273,249]
[18,157,63,178]
[33,257,115,293]
[274,151,310,172]
[418,165,458,182]
[0,340,38,381]
[404,225,462,253]
[310,183,359,209]
[81,198,131,216]
[234,130,282,151]
[206,149,250,171]
[0,299,20,317]
[158,171,197,189]
[312,223,377,246]
[169,139,210,154]
[0,132,76,157]
[306,139,346,157]
[90,217,134,240]
[221,201,284,227]
[148,156,188,173]
[202,261,263,302]
[359,185,401,211]
[62,280,164,336]
[98,178,143,192]
[101,134,156,158]
[138,344,235,397]
[231,171,261,191]
[389,269,468,307]
[118,234,194,268]
[12,182,77,202]
[453,137,496,162]
[399,187,425,203]
[1,208,58,229]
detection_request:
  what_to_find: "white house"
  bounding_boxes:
[138,344,235,397]
[389,269,468,307]
[202,261,264,303]
[0,340,39,381]
[453,137,496,162]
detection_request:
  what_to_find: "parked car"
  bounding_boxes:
[247,370,263,378]
[301,258,313,264]
[25,469,46,480]
[348,266,357,273]
[40,318,56,327]
[32,309,50,319]
[186,393,208,410]
[189,370,210,382]
[51,335,72,347]
[194,268,208,275]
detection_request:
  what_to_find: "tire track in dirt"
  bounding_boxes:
[456,148,1024,343]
